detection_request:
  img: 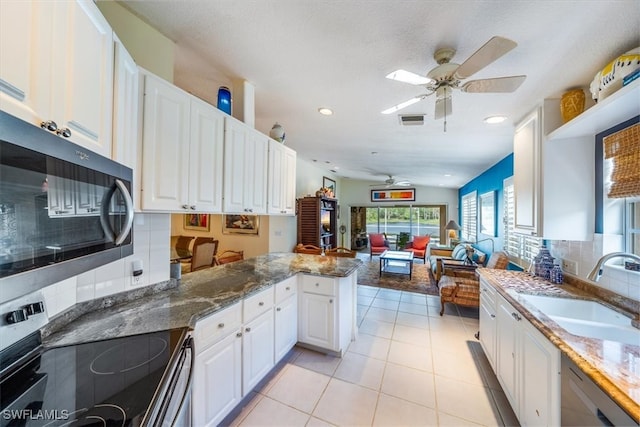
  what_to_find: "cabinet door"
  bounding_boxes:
[267,140,285,214]
[513,108,541,236]
[268,140,296,215]
[243,127,268,214]
[242,309,275,394]
[496,296,519,413]
[520,320,560,427]
[141,74,190,211]
[112,36,139,170]
[479,293,497,371]
[223,118,248,213]
[0,0,38,123]
[189,98,224,212]
[54,0,114,157]
[275,294,298,362]
[299,292,335,351]
[192,331,242,427]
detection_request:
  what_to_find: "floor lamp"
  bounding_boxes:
[444,220,460,247]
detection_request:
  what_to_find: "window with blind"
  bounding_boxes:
[504,177,540,267]
[461,191,477,242]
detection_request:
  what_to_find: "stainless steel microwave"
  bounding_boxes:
[0,111,134,301]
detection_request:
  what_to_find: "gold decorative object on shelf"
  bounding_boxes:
[560,88,585,123]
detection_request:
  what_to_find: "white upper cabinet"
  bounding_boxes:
[223,117,268,214]
[112,35,139,171]
[140,71,224,213]
[513,82,638,241]
[513,108,541,236]
[0,1,114,157]
[268,140,297,215]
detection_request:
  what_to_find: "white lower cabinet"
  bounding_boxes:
[242,309,275,393]
[275,277,298,361]
[480,278,560,426]
[298,274,354,355]
[192,303,243,427]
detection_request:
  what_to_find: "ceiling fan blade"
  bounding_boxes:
[395,181,411,186]
[454,36,518,80]
[385,69,434,85]
[460,75,526,93]
[381,95,426,114]
[434,96,452,120]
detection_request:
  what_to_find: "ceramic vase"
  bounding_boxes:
[560,89,585,123]
[269,122,285,143]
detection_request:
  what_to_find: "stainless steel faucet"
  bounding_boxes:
[587,252,640,281]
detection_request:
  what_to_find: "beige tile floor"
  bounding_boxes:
[223,285,519,427]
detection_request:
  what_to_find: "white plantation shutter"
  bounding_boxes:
[461,191,477,242]
[504,177,540,266]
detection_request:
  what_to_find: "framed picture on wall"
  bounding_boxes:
[479,191,496,236]
[222,214,260,235]
[323,176,336,196]
[184,214,210,231]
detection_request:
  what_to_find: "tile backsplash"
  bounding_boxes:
[45,213,171,317]
[549,234,640,302]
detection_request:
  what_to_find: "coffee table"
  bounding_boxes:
[379,250,414,279]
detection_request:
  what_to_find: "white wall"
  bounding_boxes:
[549,235,640,302]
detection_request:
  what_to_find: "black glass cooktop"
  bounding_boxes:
[1,330,185,427]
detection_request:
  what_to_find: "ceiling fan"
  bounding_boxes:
[382,36,526,125]
[369,175,412,188]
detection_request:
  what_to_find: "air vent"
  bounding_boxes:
[398,114,424,126]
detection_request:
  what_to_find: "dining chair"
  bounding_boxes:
[293,244,322,255]
[175,236,195,263]
[325,246,356,258]
[190,238,218,272]
[214,250,244,265]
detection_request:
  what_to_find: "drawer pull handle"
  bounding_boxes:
[276,307,281,312]
[245,327,251,332]
[236,332,242,338]
[258,302,264,306]
[315,283,319,286]
[329,299,333,303]
[491,314,496,318]
[286,287,290,291]
[218,323,225,328]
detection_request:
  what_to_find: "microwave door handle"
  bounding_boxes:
[113,179,134,245]
[99,179,134,245]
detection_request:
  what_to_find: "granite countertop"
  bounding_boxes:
[478,269,640,422]
[42,252,361,348]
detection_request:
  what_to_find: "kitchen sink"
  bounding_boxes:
[517,294,639,346]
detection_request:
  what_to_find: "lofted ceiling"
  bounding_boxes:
[120,0,640,189]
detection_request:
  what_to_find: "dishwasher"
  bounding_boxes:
[561,354,638,426]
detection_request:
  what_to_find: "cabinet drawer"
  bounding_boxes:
[301,275,337,296]
[275,276,298,304]
[194,302,242,352]
[243,286,274,322]
[479,278,496,303]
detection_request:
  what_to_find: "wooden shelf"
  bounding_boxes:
[297,196,338,249]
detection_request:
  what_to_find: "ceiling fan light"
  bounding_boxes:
[318,107,334,115]
[385,69,433,85]
[484,115,507,124]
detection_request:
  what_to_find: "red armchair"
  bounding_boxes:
[369,233,389,258]
[404,235,431,263]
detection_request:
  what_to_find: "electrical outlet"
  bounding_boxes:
[561,259,578,275]
[131,274,143,286]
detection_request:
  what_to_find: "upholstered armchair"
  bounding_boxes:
[369,233,389,258]
[438,251,509,315]
[403,235,431,263]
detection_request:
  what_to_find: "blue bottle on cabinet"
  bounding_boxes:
[217,86,231,115]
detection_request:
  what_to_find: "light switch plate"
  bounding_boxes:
[561,259,578,275]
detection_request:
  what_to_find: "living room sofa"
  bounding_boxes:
[428,243,487,282]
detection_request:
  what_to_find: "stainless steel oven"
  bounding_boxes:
[0,328,193,427]
[0,111,134,301]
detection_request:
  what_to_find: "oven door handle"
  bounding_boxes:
[100,179,134,246]
[169,337,195,426]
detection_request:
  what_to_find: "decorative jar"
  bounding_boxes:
[560,89,585,123]
[217,86,231,115]
[269,122,286,143]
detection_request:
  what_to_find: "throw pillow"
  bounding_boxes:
[412,235,430,250]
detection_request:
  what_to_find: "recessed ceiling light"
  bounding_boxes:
[318,107,333,116]
[484,115,507,124]
[444,174,452,177]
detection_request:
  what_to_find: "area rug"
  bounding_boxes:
[355,254,439,296]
